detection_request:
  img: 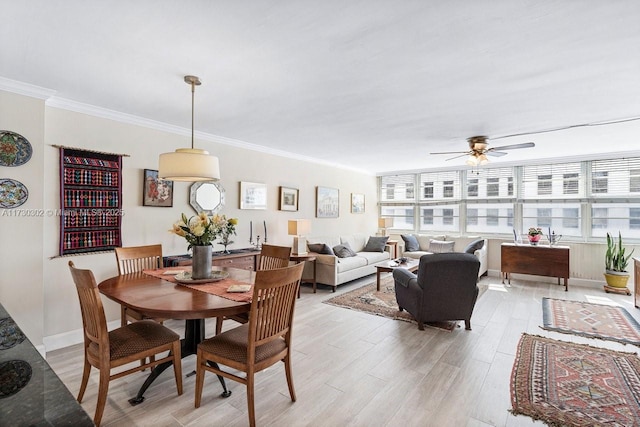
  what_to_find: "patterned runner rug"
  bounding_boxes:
[323,275,487,332]
[542,297,640,346]
[511,333,640,426]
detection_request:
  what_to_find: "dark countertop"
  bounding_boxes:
[0,303,94,426]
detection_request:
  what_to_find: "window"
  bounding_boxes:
[443,181,454,198]
[592,171,608,194]
[631,169,640,193]
[380,205,415,229]
[386,184,395,200]
[563,208,579,228]
[423,182,433,199]
[507,208,513,227]
[380,174,414,201]
[507,177,514,196]
[422,208,434,225]
[487,178,500,197]
[538,175,552,195]
[467,208,478,225]
[487,209,499,226]
[443,208,454,225]
[467,178,478,197]
[563,173,579,194]
[592,207,608,229]
[631,208,640,230]
[537,208,552,227]
[406,183,414,199]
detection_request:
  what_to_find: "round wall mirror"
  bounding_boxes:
[189,181,225,215]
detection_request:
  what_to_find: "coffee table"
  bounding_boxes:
[375,259,420,291]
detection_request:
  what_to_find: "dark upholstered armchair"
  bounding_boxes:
[392,252,480,330]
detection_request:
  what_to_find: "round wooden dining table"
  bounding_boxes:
[98,266,254,404]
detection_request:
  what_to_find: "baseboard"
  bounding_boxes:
[44,320,120,354]
[486,268,604,289]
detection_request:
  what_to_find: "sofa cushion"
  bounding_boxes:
[363,236,389,252]
[307,243,335,255]
[340,234,367,252]
[416,235,446,251]
[336,255,367,273]
[333,242,357,258]
[358,251,390,264]
[429,239,455,253]
[463,238,485,254]
[401,234,420,252]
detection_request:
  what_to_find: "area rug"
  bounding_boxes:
[541,297,640,346]
[323,276,487,332]
[511,333,640,426]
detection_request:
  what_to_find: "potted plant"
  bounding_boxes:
[604,231,635,289]
[527,227,543,245]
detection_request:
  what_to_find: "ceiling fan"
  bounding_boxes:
[430,136,535,166]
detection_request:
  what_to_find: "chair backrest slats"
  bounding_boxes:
[249,263,303,347]
[258,244,291,271]
[115,244,163,274]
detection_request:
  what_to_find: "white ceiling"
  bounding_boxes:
[2,1,640,174]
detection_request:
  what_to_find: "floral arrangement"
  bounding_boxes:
[170,212,218,249]
[527,227,543,237]
[211,214,238,248]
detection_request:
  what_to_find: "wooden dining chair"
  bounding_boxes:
[68,261,183,426]
[195,262,304,427]
[215,244,292,334]
[114,244,165,327]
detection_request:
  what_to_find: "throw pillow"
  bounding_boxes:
[401,234,420,252]
[463,238,485,254]
[429,239,455,253]
[307,243,335,255]
[363,236,389,252]
[333,242,357,258]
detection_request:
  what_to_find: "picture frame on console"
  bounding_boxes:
[240,181,267,210]
[279,186,299,211]
[316,186,339,218]
[143,169,173,207]
[351,193,365,213]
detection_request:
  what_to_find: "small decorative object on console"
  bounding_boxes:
[527,227,543,245]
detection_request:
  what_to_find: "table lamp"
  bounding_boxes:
[288,219,311,255]
[378,217,394,236]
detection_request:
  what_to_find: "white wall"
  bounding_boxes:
[1,89,378,349]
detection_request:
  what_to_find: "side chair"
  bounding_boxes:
[68,261,183,426]
[195,262,304,427]
[215,244,292,335]
[114,244,165,327]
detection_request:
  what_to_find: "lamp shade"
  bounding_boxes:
[378,218,393,229]
[288,219,311,236]
[158,148,220,181]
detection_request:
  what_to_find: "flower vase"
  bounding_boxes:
[191,245,212,280]
[528,235,541,246]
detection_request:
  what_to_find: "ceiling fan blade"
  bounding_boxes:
[430,150,470,155]
[488,142,535,151]
[445,153,470,161]
[486,151,508,157]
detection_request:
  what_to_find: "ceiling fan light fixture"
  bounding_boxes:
[158,75,220,182]
[478,153,489,165]
[466,155,478,166]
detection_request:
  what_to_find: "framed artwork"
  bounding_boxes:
[143,169,173,207]
[240,181,267,210]
[351,193,365,213]
[316,186,339,218]
[279,186,299,211]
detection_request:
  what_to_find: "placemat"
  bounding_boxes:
[143,267,253,302]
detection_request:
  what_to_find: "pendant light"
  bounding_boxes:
[158,75,220,181]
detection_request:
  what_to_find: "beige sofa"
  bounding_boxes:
[304,234,391,291]
[398,235,488,277]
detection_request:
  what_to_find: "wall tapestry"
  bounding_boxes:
[59,147,123,255]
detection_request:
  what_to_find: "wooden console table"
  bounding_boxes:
[164,249,261,271]
[501,243,569,291]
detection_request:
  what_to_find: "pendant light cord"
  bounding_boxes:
[190,80,195,150]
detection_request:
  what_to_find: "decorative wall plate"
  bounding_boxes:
[0,179,28,208]
[0,131,32,167]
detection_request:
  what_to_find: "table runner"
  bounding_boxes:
[143,267,253,303]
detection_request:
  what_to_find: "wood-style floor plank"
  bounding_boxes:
[47,274,640,426]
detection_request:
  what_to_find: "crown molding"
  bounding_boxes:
[0,76,57,99]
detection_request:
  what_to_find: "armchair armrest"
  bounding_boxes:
[393,268,417,288]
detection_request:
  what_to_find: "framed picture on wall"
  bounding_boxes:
[351,193,365,213]
[279,186,299,211]
[316,186,339,218]
[240,181,267,210]
[143,169,173,207]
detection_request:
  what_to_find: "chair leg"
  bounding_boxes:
[215,316,223,335]
[77,357,91,402]
[94,367,111,426]
[121,307,127,328]
[246,371,256,427]
[171,341,183,395]
[284,354,296,402]
[194,348,205,408]
[418,321,425,331]
[465,319,471,330]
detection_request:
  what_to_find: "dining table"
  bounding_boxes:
[98,266,254,404]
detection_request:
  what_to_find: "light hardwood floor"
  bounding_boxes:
[47,273,640,426]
